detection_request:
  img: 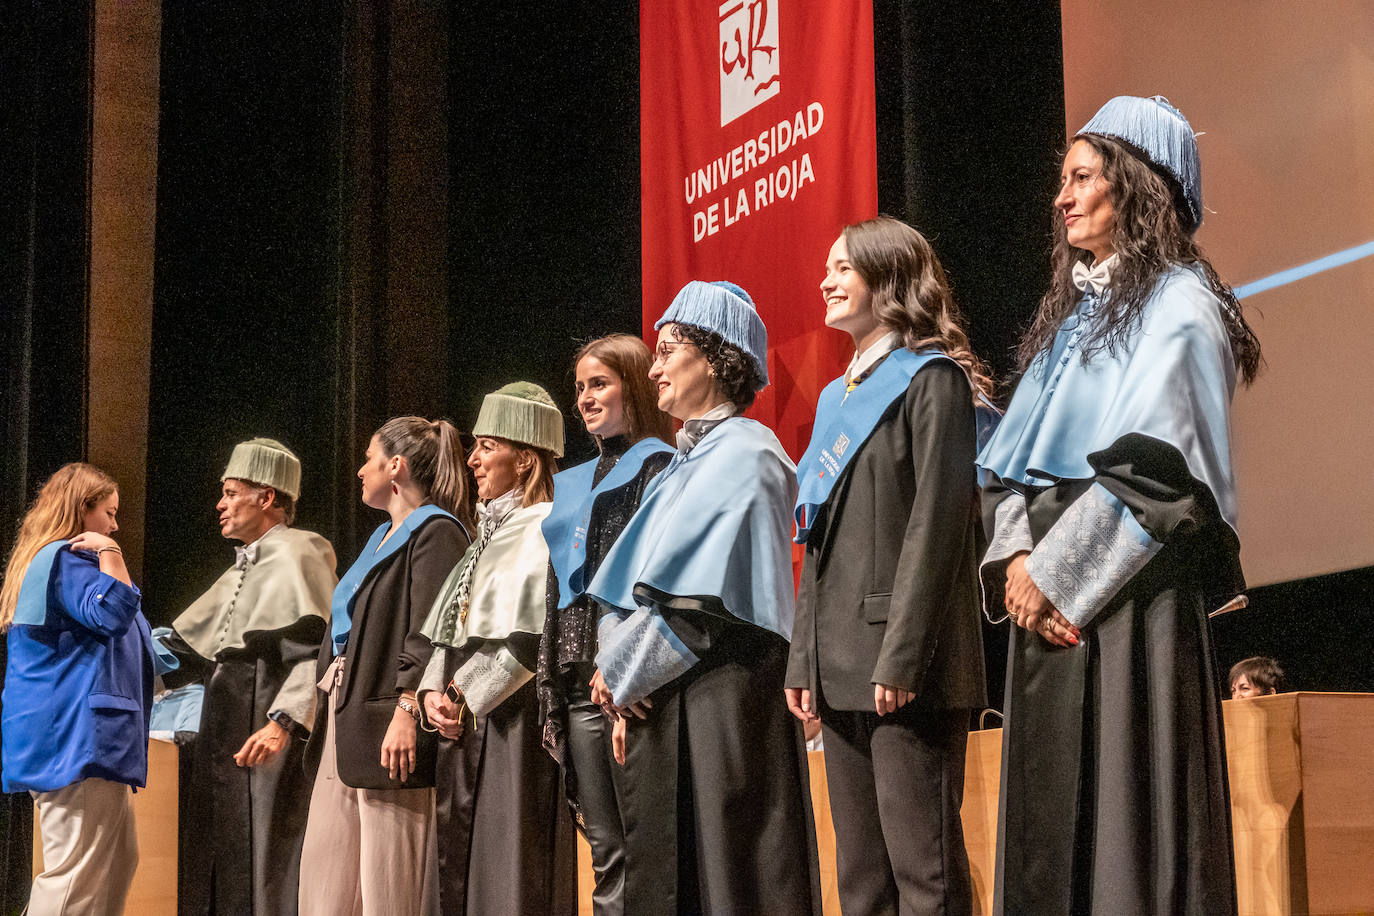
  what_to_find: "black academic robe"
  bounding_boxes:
[166,619,324,916]
[435,633,577,916]
[985,434,1239,916]
[617,611,823,916]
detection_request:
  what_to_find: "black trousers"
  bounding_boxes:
[564,690,627,916]
[820,700,973,916]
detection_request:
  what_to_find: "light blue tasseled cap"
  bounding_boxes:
[654,280,769,390]
[1078,95,1203,232]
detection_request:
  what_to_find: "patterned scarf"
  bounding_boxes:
[436,488,522,645]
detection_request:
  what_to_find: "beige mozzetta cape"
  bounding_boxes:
[175,526,337,660]
[423,502,552,649]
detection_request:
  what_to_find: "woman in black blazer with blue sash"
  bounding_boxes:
[298,417,473,916]
[786,217,991,916]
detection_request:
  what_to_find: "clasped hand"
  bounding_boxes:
[423,690,465,741]
[1004,553,1079,648]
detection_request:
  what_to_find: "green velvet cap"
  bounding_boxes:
[472,382,565,456]
[221,437,302,499]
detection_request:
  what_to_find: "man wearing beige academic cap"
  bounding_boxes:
[158,438,337,915]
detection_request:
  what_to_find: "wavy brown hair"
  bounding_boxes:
[1017,135,1262,384]
[574,334,674,446]
[842,216,993,400]
[1,463,119,630]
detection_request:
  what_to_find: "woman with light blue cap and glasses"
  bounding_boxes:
[977,96,1261,914]
[586,280,822,915]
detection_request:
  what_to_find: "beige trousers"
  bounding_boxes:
[298,666,437,916]
[28,777,138,916]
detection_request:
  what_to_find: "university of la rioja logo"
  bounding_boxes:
[719,0,780,126]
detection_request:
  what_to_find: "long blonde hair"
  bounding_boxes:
[0,463,118,630]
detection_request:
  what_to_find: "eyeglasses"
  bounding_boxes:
[653,340,693,363]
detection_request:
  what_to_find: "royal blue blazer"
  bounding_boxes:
[2,546,154,794]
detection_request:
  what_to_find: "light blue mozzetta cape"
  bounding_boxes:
[587,416,799,640]
[977,264,1239,534]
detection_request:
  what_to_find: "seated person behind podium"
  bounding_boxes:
[1,463,155,916]
[1230,655,1284,699]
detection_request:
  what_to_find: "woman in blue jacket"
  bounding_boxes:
[0,462,154,916]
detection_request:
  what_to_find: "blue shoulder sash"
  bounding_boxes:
[13,541,68,626]
[543,437,673,610]
[330,504,458,655]
[794,348,951,543]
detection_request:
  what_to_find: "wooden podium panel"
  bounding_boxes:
[32,738,178,915]
[31,696,1366,914]
[1224,692,1374,915]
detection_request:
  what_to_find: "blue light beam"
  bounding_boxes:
[1235,239,1374,299]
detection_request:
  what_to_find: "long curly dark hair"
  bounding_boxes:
[1017,135,1262,385]
[842,216,994,401]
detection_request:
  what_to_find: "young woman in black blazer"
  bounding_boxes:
[298,417,474,916]
[786,216,991,916]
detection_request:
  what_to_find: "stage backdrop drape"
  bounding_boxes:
[640,0,878,459]
[0,3,94,912]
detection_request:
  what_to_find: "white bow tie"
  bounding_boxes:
[1072,255,1118,295]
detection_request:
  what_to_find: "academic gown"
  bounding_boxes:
[536,435,673,916]
[165,621,326,916]
[423,501,577,916]
[165,528,336,916]
[588,417,823,916]
[979,266,1240,916]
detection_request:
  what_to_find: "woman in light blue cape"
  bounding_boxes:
[585,281,822,915]
[978,96,1262,916]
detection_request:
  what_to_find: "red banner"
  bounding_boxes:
[640,0,878,459]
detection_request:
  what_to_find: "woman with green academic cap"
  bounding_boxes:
[419,382,576,915]
[978,96,1261,915]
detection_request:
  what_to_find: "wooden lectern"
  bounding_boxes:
[1224,692,1374,915]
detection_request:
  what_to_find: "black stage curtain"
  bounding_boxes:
[873,0,1065,382]
[0,3,94,911]
[146,2,346,625]
[445,5,642,468]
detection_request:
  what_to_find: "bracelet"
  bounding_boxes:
[396,696,420,721]
[97,546,123,556]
